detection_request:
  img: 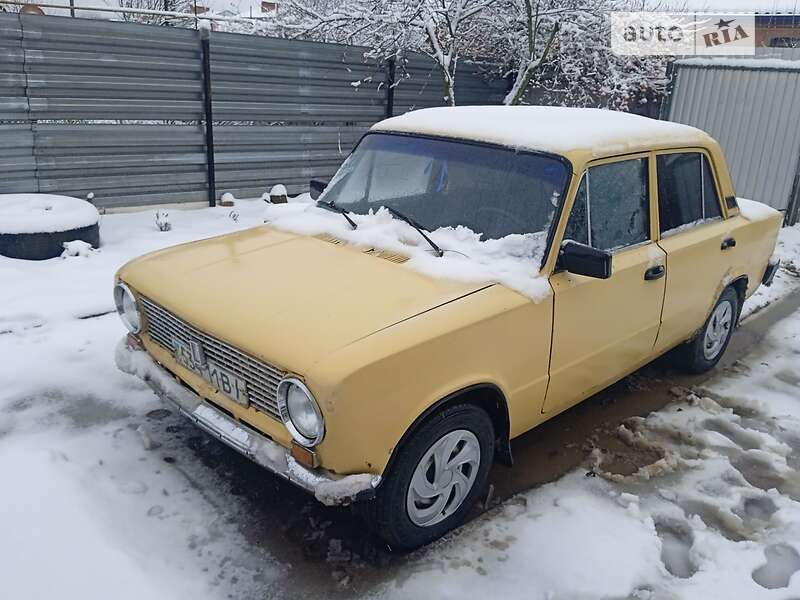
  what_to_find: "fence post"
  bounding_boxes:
[200,27,216,207]
[385,56,396,119]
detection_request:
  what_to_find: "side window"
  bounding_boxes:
[657,152,721,234]
[563,158,650,252]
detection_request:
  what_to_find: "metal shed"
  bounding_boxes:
[665,52,800,225]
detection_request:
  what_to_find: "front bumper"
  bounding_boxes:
[115,336,380,506]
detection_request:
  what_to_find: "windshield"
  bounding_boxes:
[320,133,570,241]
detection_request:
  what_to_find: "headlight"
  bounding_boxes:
[113,282,141,334]
[276,378,324,447]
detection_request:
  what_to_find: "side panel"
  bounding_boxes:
[544,242,667,415]
[310,286,554,474]
[654,219,742,353]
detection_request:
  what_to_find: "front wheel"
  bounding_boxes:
[675,286,739,374]
[360,403,494,551]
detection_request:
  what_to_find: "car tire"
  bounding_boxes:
[675,286,739,374]
[360,403,495,551]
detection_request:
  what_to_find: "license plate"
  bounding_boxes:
[173,339,249,407]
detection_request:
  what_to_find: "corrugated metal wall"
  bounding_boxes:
[393,54,506,113]
[667,60,800,223]
[0,13,504,210]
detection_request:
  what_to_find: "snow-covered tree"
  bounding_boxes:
[284,0,498,106]
[483,0,670,110]
[117,0,192,26]
[536,4,670,111]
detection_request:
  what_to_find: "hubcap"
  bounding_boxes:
[406,429,481,527]
[703,300,733,360]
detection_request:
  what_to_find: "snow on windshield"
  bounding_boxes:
[263,200,553,302]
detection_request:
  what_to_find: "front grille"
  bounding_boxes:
[140,297,284,421]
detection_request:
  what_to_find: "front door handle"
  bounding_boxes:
[721,237,737,250]
[644,265,665,281]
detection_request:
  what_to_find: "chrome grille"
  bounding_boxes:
[140,297,284,420]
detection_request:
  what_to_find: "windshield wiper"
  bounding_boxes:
[384,206,444,257]
[316,199,357,230]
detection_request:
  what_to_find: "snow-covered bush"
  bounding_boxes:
[60,240,96,258]
[155,211,171,232]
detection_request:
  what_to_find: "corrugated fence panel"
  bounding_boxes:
[0,124,37,193]
[0,14,28,121]
[669,62,800,214]
[214,125,367,198]
[33,124,208,209]
[0,15,507,209]
[19,14,203,121]
[394,54,505,113]
[209,32,385,123]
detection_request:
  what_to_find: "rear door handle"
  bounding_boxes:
[644,265,665,281]
[721,237,736,250]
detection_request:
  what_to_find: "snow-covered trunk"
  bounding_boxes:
[504,20,560,106]
[423,12,458,106]
[443,67,457,106]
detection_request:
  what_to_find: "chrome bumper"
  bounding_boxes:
[115,336,379,506]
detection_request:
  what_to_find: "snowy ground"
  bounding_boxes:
[1,199,799,599]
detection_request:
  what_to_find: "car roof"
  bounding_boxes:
[370,106,715,163]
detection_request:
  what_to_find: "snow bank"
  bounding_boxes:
[372,106,712,157]
[382,474,664,599]
[0,194,99,234]
[263,201,553,302]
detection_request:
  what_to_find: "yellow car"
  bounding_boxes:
[115,106,782,549]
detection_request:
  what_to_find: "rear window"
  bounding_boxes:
[657,153,722,234]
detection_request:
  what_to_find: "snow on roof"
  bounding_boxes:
[676,57,800,70]
[371,106,713,158]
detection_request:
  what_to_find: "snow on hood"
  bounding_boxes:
[371,106,712,158]
[0,194,99,235]
[263,200,552,302]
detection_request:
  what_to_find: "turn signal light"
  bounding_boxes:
[291,441,319,469]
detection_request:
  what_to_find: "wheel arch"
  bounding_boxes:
[379,383,512,488]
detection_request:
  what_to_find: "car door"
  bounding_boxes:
[652,150,733,354]
[543,154,667,415]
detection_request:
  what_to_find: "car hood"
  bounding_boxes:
[118,225,488,372]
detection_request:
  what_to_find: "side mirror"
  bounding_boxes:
[558,241,612,279]
[310,179,328,200]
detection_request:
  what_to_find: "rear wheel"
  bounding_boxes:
[361,403,494,550]
[675,287,739,374]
